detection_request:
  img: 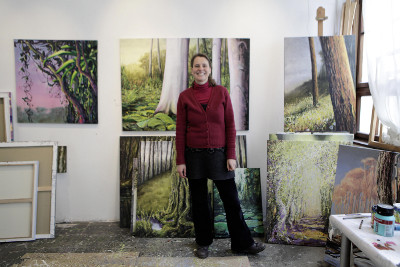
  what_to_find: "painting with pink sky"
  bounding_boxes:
[14,40,98,123]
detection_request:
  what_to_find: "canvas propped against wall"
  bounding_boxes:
[0,161,39,242]
[214,168,263,238]
[266,139,351,247]
[0,142,57,238]
[120,135,247,238]
[324,145,399,266]
[284,35,356,133]
[0,92,13,142]
[14,40,98,124]
[120,38,250,131]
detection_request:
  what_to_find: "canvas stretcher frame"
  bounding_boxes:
[0,161,39,242]
[0,92,13,142]
[0,142,57,238]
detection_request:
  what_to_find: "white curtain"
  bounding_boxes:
[364,0,400,146]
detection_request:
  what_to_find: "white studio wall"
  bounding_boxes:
[0,0,338,222]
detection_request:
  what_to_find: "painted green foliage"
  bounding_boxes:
[214,168,264,238]
[266,140,341,246]
[15,40,98,124]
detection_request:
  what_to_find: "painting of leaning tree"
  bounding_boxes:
[266,140,341,246]
[284,35,356,133]
[120,135,248,237]
[121,38,250,131]
[14,40,98,123]
[324,145,399,266]
[214,168,263,238]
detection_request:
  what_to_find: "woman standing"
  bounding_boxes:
[175,53,265,259]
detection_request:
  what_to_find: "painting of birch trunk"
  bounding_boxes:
[284,35,356,133]
[266,140,344,246]
[120,38,250,131]
[120,135,248,238]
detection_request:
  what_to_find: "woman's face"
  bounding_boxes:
[191,56,211,85]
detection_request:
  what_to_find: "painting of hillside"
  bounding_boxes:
[284,35,356,133]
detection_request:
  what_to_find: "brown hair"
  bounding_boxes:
[190,53,217,87]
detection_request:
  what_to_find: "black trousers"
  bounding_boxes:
[188,178,254,250]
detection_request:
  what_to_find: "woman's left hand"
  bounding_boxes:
[227,159,236,171]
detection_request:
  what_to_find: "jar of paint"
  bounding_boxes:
[374,204,395,237]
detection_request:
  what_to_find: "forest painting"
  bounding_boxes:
[324,145,399,266]
[120,135,248,238]
[121,38,250,131]
[214,168,263,238]
[266,140,344,246]
[269,132,354,142]
[14,40,98,124]
[284,35,356,133]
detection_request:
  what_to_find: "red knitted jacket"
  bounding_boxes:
[175,83,236,165]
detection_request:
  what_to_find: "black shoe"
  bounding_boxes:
[233,242,266,254]
[195,245,209,259]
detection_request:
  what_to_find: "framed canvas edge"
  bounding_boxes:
[0,160,39,242]
[0,92,12,142]
[0,141,58,239]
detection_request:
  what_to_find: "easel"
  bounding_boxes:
[316,7,327,36]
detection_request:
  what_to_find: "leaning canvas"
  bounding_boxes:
[14,40,98,124]
[120,38,250,131]
[214,168,263,238]
[266,140,346,246]
[284,35,356,133]
[0,92,13,142]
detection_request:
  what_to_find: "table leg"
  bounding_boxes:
[340,234,351,267]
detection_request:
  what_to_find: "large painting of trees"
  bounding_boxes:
[120,38,250,131]
[214,168,263,238]
[284,35,355,132]
[120,135,248,237]
[14,40,98,123]
[325,145,399,266]
[266,140,340,246]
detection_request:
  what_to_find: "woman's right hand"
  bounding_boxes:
[177,164,187,178]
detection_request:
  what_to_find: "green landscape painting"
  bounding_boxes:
[120,38,250,131]
[14,40,98,124]
[214,168,263,238]
[266,140,341,246]
[284,35,356,133]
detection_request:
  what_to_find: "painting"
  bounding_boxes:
[284,35,356,133]
[269,132,354,142]
[324,145,399,266]
[14,40,98,124]
[120,135,247,238]
[0,92,13,142]
[0,142,57,238]
[0,161,39,242]
[120,38,250,131]
[266,140,346,246]
[214,168,263,238]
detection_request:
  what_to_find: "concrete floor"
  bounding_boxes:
[0,222,332,267]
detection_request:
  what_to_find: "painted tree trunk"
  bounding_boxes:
[319,36,356,133]
[149,38,153,77]
[212,38,222,85]
[228,38,250,130]
[308,37,319,106]
[157,39,162,78]
[376,151,396,204]
[155,38,189,115]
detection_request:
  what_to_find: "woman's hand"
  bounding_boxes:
[227,159,236,171]
[177,164,187,178]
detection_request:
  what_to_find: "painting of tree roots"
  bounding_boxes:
[324,145,400,266]
[266,140,346,247]
[284,35,356,133]
[120,38,250,131]
[120,135,248,238]
[14,40,98,124]
[214,168,263,238]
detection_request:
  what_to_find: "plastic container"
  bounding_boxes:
[374,204,395,237]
